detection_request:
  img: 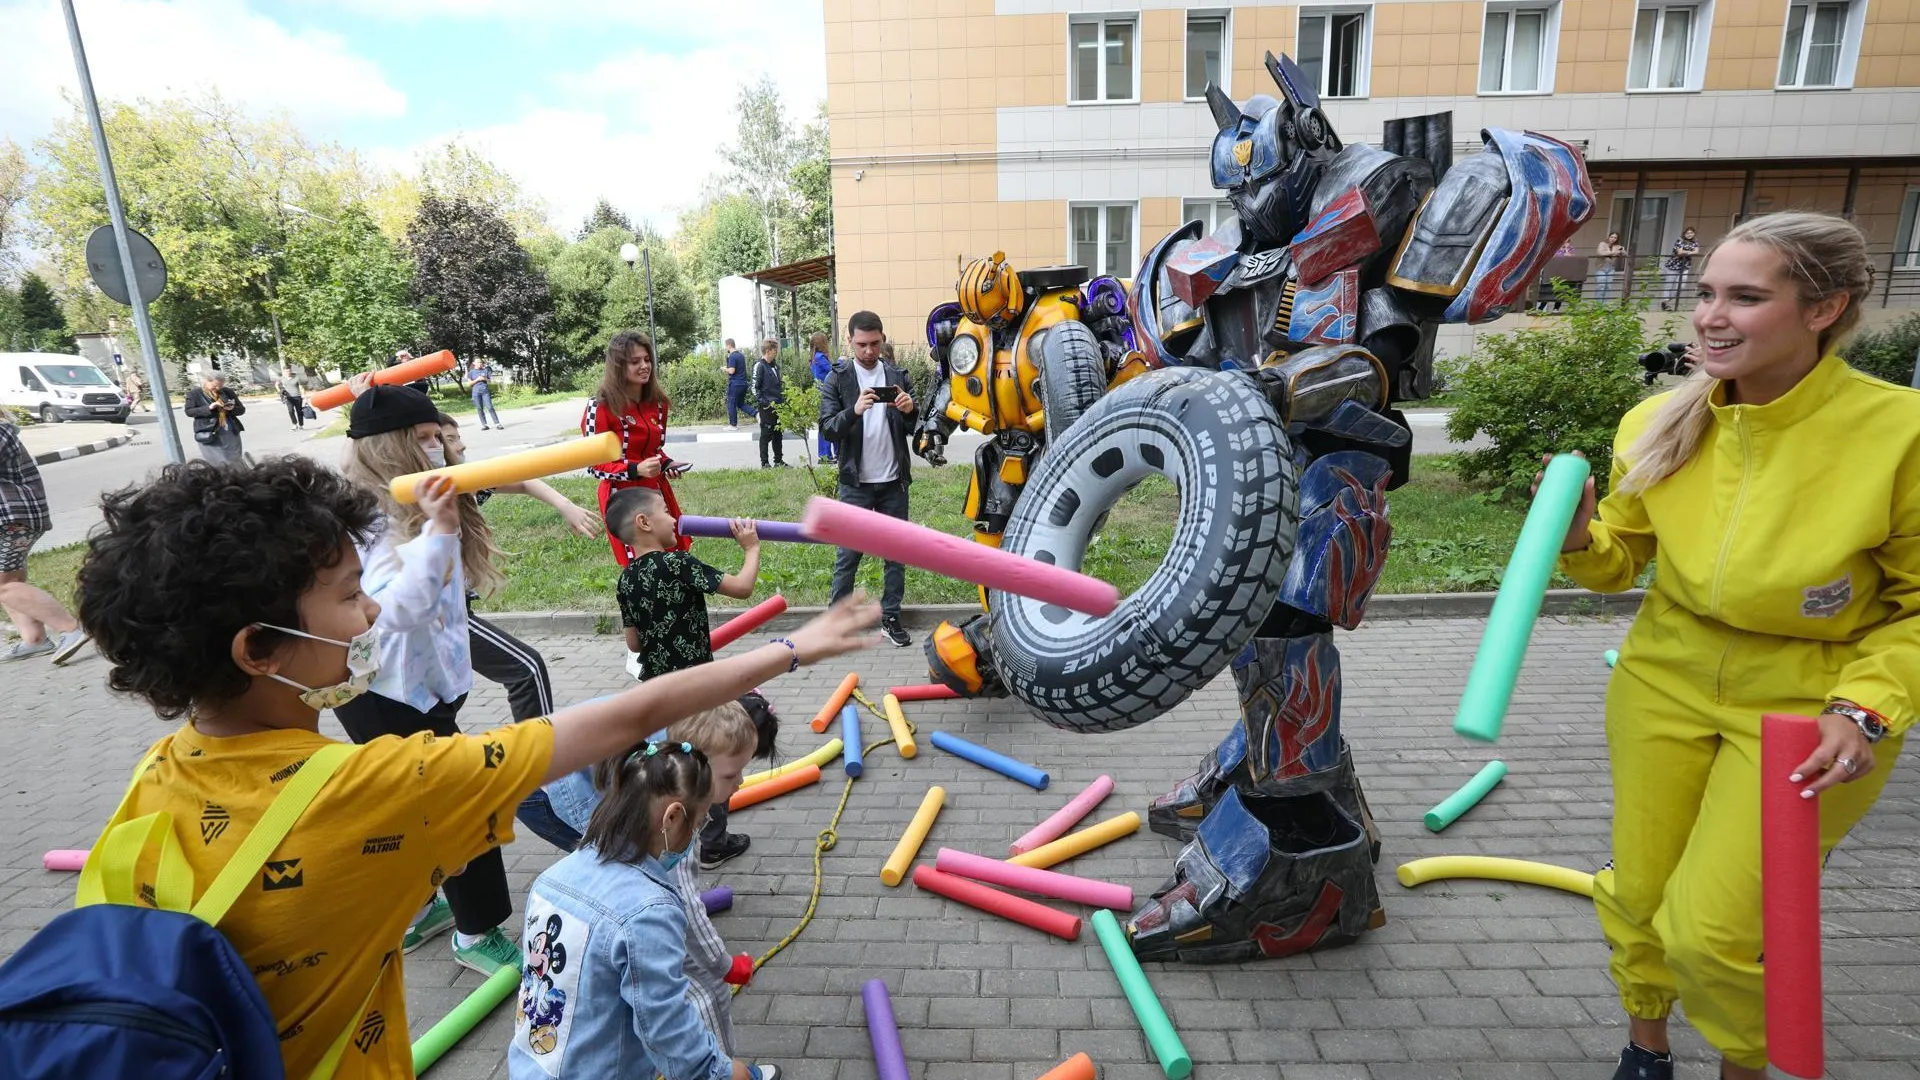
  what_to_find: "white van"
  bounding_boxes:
[0,353,130,424]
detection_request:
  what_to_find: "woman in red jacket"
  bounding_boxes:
[582,330,691,565]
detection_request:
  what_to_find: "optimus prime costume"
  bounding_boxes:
[913,51,1594,963]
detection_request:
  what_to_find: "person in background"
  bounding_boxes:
[722,338,755,428]
[468,358,503,430]
[120,367,144,413]
[1661,226,1700,311]
[752,338,786,468]
[1549,212,1915,1080]
[583,331,691,570]
[391,348,432,394]
[1591,231,1627,302]
[0,412,90,664]
[819,310,917,649]
[809,332,835,464]
[183,373,246,466]
[276,366,306,430]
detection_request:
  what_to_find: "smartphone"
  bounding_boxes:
[871,385,900,402]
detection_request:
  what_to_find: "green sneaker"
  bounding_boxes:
[402,895,454,953]
[451,926,520,977]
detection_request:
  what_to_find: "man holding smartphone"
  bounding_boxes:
[819,310,916,647]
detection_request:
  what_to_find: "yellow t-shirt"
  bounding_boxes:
[108,719,554,1078]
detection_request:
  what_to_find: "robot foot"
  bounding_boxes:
[1127,785,1384,964]
[923,615,1006,698]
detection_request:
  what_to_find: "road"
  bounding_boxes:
[33,398,1475,550]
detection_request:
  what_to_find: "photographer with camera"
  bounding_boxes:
[818,311,916,648]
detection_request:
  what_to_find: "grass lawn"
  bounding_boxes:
[19,455,1563,624]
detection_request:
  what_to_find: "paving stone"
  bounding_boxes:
[3,614,1914,1079]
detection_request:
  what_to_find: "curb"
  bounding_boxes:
[476,588,1647,638]
[30,433,134,467]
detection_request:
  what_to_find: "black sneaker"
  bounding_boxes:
[882,615,911,648]
[700,832,751,870]
[1613,1043,1673,1080]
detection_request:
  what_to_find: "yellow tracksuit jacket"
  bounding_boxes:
[1559,353,1918,1067]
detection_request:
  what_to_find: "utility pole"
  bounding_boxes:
[61,0,184,463]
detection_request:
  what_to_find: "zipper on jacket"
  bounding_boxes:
[1708,410,1754,619]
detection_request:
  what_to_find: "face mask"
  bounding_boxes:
[657,804,696,871]
[257,623,381,710]
[424,445,447,469]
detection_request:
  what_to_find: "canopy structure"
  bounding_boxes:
[741,254,837,355]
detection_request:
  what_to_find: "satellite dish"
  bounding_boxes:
[85,225,168,306]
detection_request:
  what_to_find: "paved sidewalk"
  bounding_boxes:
[0,616,1913,1079]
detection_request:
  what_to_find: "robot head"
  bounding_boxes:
[957,251,1026,329]
[1208,52,1343,246]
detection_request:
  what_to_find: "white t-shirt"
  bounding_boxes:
[853,361,898,484]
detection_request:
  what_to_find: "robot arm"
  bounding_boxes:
[915,302,964,467]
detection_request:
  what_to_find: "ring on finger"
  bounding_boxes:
[1838,756,1857,776]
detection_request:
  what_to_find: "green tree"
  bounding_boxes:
[1839,312,1920,387]
[0,139,28,277]
[577,198,635,240]
[723,76,797,267]
[18,273,74,352]
[1442,284,1664,499]
[547,227,698,373]
[406,193,555,386]
[677,192,769,343]
[278,207,422,373]
[0,282,24,351]
[777,101,833,346]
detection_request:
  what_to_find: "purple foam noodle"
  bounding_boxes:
[678,516,815,544]
[861,978,910,1080]
[701,886,732,914]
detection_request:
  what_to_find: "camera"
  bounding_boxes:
[1638,342,1695,386]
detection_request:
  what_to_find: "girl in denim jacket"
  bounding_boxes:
[509,740,781,1080]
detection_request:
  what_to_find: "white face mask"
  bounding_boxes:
[424,445,447,469]
[256,624,381,710]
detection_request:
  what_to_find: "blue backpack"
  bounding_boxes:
[0,743,362,1080]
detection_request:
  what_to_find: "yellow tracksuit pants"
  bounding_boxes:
[1600,597,1904,1069]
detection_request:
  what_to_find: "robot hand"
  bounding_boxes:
[915,428,948,468]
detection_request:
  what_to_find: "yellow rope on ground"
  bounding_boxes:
[732,688,914,995]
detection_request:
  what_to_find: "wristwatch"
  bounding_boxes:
[1824,700,1888,744]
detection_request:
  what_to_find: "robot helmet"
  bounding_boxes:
[958,251,1025,328]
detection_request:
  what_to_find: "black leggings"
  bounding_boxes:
[334,691,511,935]
[468,613,582,851]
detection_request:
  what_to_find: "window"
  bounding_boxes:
[1895,188,1920,270]
[1181,198,1237,233]
[1071,204,1136,278]
[1480,3,1557,93]
[1070,16,1137,103]
[1778,0,1857,88]
[1185,14,1228,98]
[1607,192,1685,260]
[1629,3,1704,90]
[1298,8,1370,98]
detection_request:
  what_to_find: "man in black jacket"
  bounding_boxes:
[752,338,786,468]
[818,311,915,647]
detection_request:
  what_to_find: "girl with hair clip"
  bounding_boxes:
[337,375,521,976]
[509,740,781,1080]
[582,330,692,568]
[1541,211,1918,1080]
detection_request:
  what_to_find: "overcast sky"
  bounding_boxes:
[0,0,829,232]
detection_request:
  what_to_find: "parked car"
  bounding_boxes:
[0,353,132,423]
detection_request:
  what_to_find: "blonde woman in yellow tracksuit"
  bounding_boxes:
[1546,211,1916,1080]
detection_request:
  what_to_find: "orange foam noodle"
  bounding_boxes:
[728,763,821,811]
[811,672,860,733]
[309,349,456,410]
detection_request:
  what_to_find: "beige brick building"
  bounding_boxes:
[824,0,1920,340]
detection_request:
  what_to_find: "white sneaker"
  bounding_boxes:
[50,628,91,666]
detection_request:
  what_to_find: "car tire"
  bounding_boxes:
[39,405,62,425]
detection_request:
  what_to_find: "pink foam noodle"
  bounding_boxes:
[934,847,1133,911]
[1010,775,1115,855]
[42,849,88,872]
[799,497,1121,616]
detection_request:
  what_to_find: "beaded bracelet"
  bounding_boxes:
[769,637,800,672]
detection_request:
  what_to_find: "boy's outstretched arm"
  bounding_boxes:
[716,519,760,599]
[544,593,877,781]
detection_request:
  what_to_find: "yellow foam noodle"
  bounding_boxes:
[1394,856,1596,898]
[739,739,843,789]
[1007,811,1142,870]
[388,432,621,503]
[883,693,916,759]
[882,786,946,887]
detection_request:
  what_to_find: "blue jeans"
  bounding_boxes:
[471,382,501,426]
[726,382,755,425]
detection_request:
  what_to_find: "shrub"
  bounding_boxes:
[1442,282,1662,500]
[659,357,729,422]
[1839,312,1920,387]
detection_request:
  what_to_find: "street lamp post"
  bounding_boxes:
[619,240,658,351]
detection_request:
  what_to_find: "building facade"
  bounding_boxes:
[824,0,1920,343]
